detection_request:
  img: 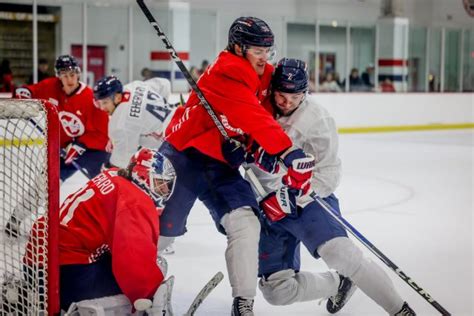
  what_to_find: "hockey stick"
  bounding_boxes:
[134,272,223,315]
[136,0,239,147]
[244,167,451,316]
[183,271,224,316]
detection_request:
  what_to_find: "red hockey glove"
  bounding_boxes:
[64,142,86,165]
[281,149,315,196]
[260,187,296,222]
[14,87,32,99]
[253,147,280,174]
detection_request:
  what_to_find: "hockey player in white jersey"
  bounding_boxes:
[93,76,176,169]
[93,75,178,254]
[250,58,416,315]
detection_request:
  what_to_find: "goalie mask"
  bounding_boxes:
[129,148,176,207]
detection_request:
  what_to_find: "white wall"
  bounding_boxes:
[311,93,474,127]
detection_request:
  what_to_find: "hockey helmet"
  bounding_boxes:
[272,58,309,94]
[129,148,176,207]
[228,17,274,49]
[93,76,123,100]
[54,55,80,75]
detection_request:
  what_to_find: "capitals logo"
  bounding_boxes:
[59,111,85,137]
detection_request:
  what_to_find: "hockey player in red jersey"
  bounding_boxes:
[159,17,315,315]
[14,55,110,182]
[24,148,176,313]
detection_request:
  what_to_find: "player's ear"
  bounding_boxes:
[114,92,122,104]
[234,44,244,57]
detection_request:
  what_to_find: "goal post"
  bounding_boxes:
[0,99,60,314]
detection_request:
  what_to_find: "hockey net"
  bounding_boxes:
[0,99,59,314]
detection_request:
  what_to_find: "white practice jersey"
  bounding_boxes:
[250,94,341,202]
[109,78,176,168]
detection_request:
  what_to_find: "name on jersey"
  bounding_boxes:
[129,86,146,118]
[92,173,115,195]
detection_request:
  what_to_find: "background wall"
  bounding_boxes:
[312,93,473,128]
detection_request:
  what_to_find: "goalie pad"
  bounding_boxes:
[64,294,132,316]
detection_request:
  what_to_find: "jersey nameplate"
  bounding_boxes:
[129,86,146,118]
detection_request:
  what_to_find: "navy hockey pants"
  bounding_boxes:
[60,149,110,182]
[60,254,122,311]
[258,194,347,277]
[158,141,259,237]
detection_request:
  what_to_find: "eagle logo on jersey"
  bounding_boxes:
[59,111,85,137]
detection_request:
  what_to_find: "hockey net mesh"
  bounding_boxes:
[0,99,58,315]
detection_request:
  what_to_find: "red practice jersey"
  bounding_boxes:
[20,77,109,150]
[25,170,163,304]
[165,50,292,163]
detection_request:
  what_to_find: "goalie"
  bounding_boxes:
[23,148,176,314]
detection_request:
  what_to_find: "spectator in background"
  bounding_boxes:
[141,67,154,81]
[189,66,200,82]
[361,64,375,88]
[380,77,396,92]
[343,68,366,92]
[28,58,51,84]
[320,72,342,92]
[0,59,14,94]
[197,59,209,77]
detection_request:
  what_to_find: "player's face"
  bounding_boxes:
[274,91,305,115]
[245,46,275,76]
[152,178,173,200]
[95,97,116,115]
[58,70,80,95]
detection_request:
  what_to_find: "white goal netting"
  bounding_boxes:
[0,99,59,315]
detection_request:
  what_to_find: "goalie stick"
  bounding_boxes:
[244,167,451,316]
[134,271,223,316]
[183,271,224,316]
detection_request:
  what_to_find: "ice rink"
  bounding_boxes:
[59,129,473,315]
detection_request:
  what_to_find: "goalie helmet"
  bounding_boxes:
[129,148,176,207]
[54,55,80,75]
[228,17,274,50]
[272,58,308,94]
[93,76,123,100]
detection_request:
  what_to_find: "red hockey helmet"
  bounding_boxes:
[129,148,176,206]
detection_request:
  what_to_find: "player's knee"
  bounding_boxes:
[221,207,260,239]
[259,269,299,305]
[318,237,363,277]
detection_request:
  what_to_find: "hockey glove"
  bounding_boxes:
[64,142,86,165]
[14,87,32,99]
[222,138,245,168]
[281,149,315,196]
[253,147,280,174]
[260,186,297,222]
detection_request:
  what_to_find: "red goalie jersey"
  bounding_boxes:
[17,77,109,150]
[25,169,164,304]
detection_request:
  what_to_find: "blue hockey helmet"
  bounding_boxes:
[54,55,80,75]
[228,17,274,50]
[93,76,123,100]
[272,58,309,94]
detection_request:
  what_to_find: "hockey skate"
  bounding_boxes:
[326,274,357,314]
[394,302,416,316]
[231,297,254,316]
